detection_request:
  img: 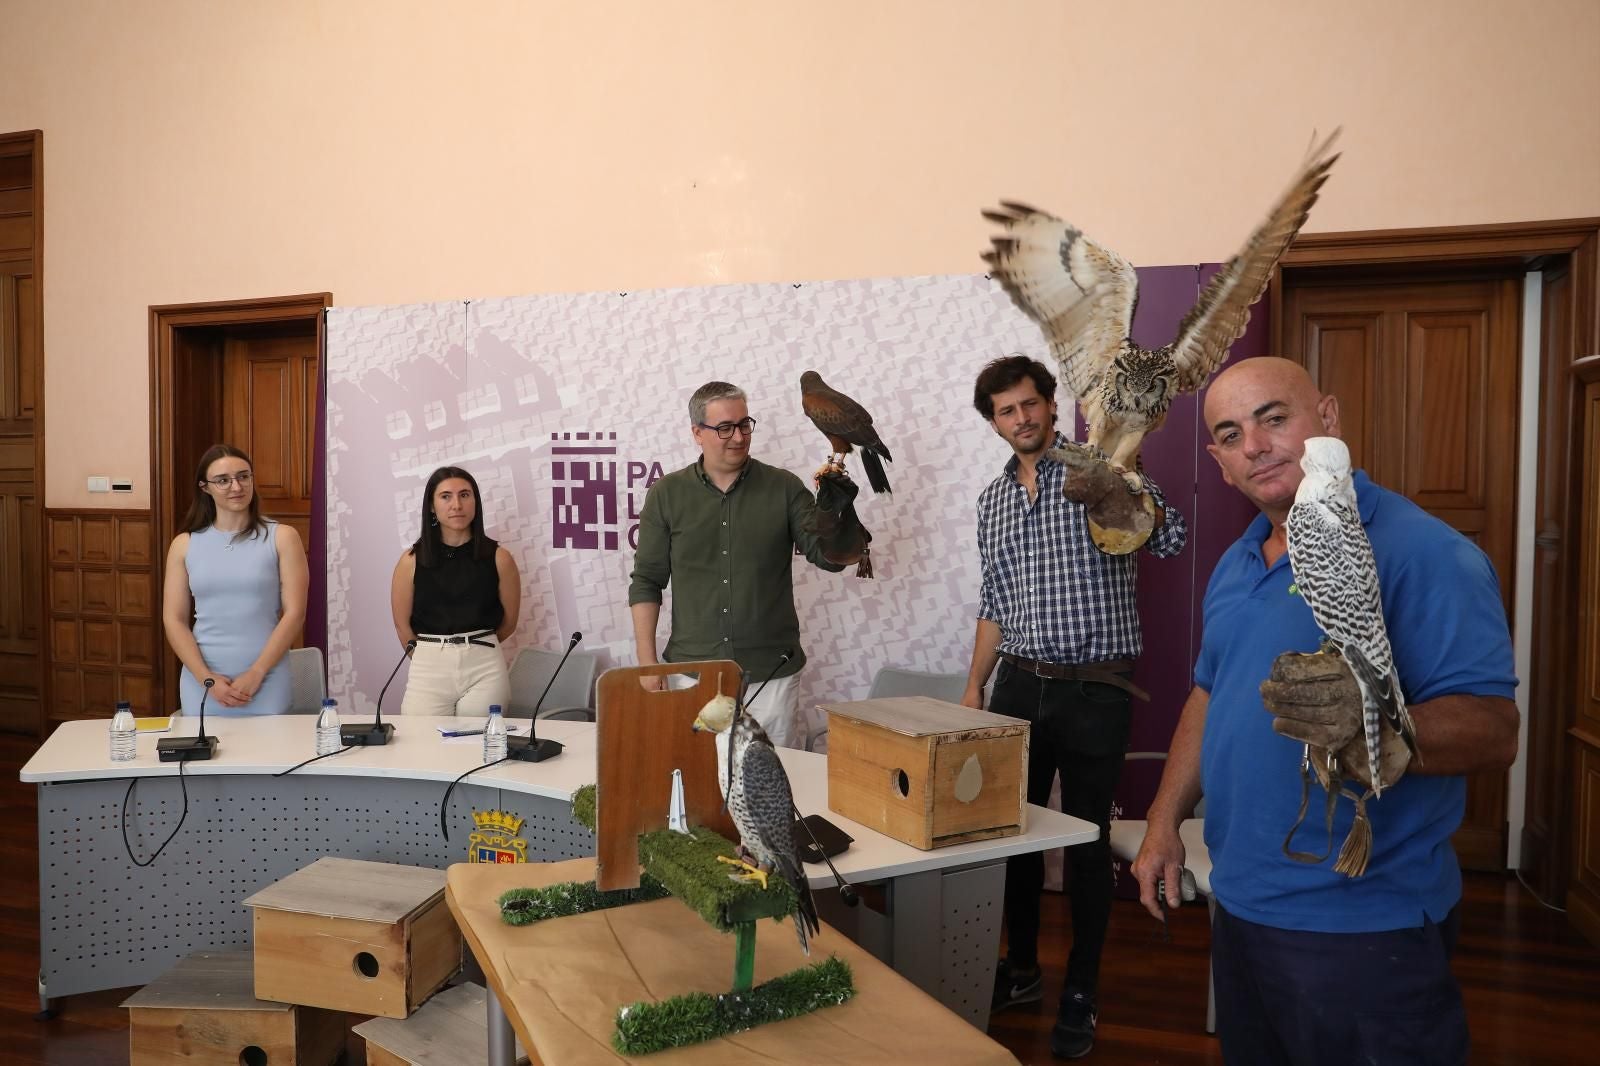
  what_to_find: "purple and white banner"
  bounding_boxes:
[324,270,1260,872]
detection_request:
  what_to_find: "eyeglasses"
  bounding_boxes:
[204,472,253,488]
[697,417,757,440]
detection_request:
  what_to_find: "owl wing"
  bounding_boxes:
[1167,130,1341,395]
[982,202,1136,402]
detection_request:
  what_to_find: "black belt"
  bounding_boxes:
[999,653,1149,701]
[414,630,496,648]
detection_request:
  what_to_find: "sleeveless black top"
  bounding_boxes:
[410,543,503,634]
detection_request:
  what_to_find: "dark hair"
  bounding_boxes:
[412,466,497,568]
[182,444,269,542]
[973,355,1057,421]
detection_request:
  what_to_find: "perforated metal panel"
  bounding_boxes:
[937,863,1005,1029]
[37,775,592,999]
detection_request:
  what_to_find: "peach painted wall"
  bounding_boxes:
[2,0,1597,507]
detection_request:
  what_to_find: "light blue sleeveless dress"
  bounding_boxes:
[179,521,291,717]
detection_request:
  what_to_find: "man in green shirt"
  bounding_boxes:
[628,380,849,748]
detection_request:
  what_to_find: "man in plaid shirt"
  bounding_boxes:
[962,355,1187,1059]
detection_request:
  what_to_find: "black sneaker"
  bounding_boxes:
[1050,989,1097,1059]
[991,959,1043,1012]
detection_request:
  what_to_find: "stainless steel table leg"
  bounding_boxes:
[487,985,516,1066]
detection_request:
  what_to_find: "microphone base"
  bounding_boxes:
[157,735,219,762]
[507,735,563,763]
[340,722,395,746]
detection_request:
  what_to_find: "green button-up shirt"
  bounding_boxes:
[627,456,844,679]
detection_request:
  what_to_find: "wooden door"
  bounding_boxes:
[1568,369,1600,943]
[1282,273,1521,870]
[221,323,318,550]
[0,135,42,735]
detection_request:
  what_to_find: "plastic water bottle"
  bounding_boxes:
[315,698,341,755]
[483,705,508,763]
[109,701,137,762]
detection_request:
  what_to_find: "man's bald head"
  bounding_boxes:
[1203,357,1341,524]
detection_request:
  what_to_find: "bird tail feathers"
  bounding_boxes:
[860,448,892,495]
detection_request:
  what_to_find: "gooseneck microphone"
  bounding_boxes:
[159,676,220,762]
[507,631,582,762]
[342,639,414,746]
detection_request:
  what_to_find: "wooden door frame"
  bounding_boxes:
[1,130,46,737]
[148,293,329,710]
[1271,217,1600,901]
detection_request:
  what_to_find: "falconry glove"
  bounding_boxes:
[810,470,874,578]
[1263,648,1413,877]
[1053,443,1158,555]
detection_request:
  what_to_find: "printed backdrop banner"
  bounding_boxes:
[324,270,1258,806]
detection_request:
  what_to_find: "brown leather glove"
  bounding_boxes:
[1313,719,1412,794]
[1259,649,1363,751]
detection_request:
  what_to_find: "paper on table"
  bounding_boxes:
[134,714,178,733]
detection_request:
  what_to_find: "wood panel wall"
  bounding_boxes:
[45,509,159,719]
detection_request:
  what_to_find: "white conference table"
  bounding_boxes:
[22,714,1097,1030]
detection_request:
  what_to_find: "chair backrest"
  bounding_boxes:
[865,666,969,705]
[1122,751,1204,817]
[507,646,600,720]
[285,646,327,713]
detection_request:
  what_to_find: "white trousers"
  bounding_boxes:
[668,668,805,749]
[400,635,511,717]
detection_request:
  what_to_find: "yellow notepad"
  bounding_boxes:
[134,715,178,733]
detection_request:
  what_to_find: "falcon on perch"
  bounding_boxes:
[800,370,893,494]
[692,695,821,954]
[982,130,1341,492]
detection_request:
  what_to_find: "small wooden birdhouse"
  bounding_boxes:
[244,857,461,1020]
[122,950,345,1065]
[821,696,1029,850]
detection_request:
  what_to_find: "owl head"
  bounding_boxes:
[1113,350,1173,414]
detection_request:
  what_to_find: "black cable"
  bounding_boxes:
[439,756,511,841]
[121,758,190,868]
[791,800,860,906]
[273,745,354,778]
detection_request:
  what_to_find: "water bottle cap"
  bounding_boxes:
[115,701,131,710]
[322,698,337,707]
[489,704,502,714]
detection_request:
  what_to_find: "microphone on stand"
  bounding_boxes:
[342,640,414,746]
[159,677,220,761]
[506,631,582,763]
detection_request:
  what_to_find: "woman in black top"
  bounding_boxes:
[390,466,521,715]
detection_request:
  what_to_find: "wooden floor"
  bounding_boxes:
[4,732,1599,1064]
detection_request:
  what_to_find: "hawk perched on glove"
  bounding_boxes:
[800,370,893,494]
[982,130,1340,489]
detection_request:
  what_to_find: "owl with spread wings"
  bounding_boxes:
[982,130,1341,492]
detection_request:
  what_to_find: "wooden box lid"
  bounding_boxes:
[820,696,1027,737]
[243,857,446,922]
[121,950,286,1013]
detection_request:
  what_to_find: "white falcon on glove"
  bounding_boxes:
[1286,436,1420,795]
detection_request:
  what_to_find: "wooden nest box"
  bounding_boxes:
[820,696,1029,850]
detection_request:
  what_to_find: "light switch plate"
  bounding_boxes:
[87,476,110,493]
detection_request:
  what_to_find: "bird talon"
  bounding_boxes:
[716,853,770,890]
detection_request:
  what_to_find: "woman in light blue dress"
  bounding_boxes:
[162,444,310,716]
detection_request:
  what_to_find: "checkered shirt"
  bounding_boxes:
[976,433,1188,663]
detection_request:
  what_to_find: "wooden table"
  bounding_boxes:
[446,858,1022,1066]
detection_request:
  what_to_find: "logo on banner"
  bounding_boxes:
[468,809,529,864]
[550,431,664,550]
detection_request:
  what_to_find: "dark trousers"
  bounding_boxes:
[1211,901,1467,1066]
[991,659,1132,997]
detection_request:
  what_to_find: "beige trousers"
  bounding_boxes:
[400,634,511,717]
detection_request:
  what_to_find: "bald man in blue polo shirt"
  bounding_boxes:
[1132,357,1518,1066]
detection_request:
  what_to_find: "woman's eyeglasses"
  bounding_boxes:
[697,417,757,440]
[204,472,254,488]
